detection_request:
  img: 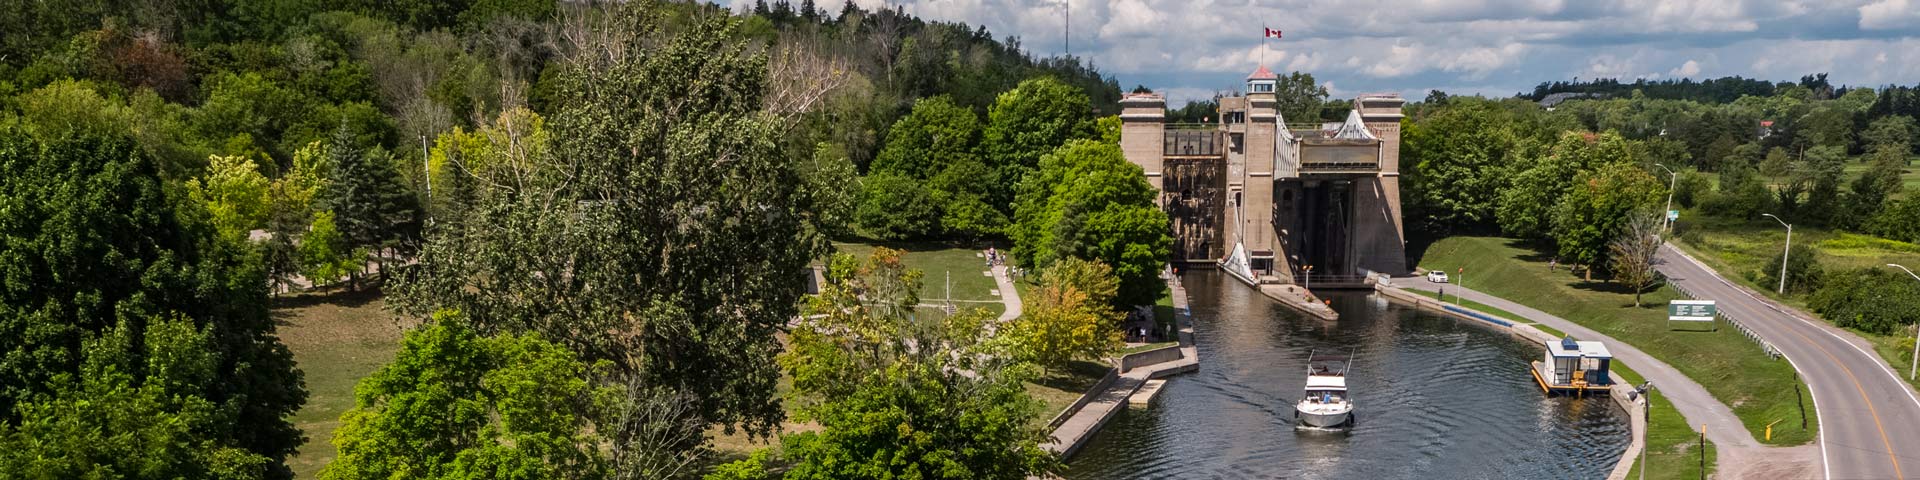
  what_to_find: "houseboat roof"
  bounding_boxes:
[1547,338,1612,359]
[1305,376,1348,390]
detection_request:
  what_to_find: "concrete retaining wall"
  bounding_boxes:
[1046,369,1121,430]
[1120,345,1186,373]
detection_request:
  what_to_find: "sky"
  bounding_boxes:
[723,0,1920,107]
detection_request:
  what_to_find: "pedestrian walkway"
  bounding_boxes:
[1040,276,1198,458]
[1391,276,1814,478]
[993,265,1021,323]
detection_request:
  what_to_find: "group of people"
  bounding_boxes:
[984,247,1004,267]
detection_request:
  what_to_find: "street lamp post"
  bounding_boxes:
[1303,265,1314,291]
[1886,263,1920,380]
[1656,164,1677,231]
[1763,213,1792,294]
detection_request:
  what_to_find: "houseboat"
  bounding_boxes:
[1530,337,1614,396]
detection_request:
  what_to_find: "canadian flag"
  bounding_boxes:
[1264,27,1283,39]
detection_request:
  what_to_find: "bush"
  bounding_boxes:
[1673,170,1713,208]
[1809,268,1920,335]
[1758,243,1822,295]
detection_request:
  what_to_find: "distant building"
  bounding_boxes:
[1119,66,1408,287]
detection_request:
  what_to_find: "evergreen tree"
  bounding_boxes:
[318,126,422,278]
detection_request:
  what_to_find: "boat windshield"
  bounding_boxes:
[1303,389,1346,404]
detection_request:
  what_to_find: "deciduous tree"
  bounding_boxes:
[776,249,1056,479]
[1608,212,1663,306]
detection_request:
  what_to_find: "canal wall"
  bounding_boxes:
[1374,280,1647,480]
[1041,276,1200,460]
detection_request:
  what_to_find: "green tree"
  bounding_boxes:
[980,76,1095,207]
[779,249,1057,479]
[1843,148,1907,229]
[390,4,826,441]
[855,171,942,240]
[0,127,305,475]
[1759,147,1793,178]
[0,316,273,479]
[1002,259,1122,377]
[317,126,422,271]
[870,95,981,180]
[1870,197,1920,243]
[1403,98,1544,232]
[799,142,861,237]
[323,313,618,480]
[1862,115,1918,155]
[1499,132,1640,240]
[1012,140,1170,306]
[1273,71,1331,124]
[1760,243,1824,296]
[1797,145,1847,225]
[299,210,366,289]
[188,154,273,240]
[1550,161,1666,278]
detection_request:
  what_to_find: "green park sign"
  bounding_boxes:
[1668,300,1717,322]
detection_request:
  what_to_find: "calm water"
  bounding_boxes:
[1065,273,1628,479]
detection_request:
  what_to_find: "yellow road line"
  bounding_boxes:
[1779,320,1904,479]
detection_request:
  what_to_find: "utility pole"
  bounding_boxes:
[1656,164,1676,231]
[1763,214,1792,294]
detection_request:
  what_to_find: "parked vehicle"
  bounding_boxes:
[1426,270,1449,283]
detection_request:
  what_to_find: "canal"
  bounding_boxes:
[1066,273,1629,479]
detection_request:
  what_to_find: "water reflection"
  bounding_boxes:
[1065,273,1627,479]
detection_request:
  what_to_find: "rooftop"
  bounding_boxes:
[1248,65,1277,81]
[1547,339,1612,359]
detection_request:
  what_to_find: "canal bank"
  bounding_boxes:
[1041,275,1200,458]
[1388,275,1823,480]
[1065,273,1627,479]
[1373,281,1647,480]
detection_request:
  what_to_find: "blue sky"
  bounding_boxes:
[726,0,1920,107]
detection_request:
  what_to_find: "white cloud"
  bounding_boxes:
[1670,59,1702,77]
[721,0,1920,101]
[1859,0,1920,30]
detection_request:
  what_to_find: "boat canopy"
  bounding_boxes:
[1305,376,1348,390]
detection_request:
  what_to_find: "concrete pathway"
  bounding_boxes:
[993,265,1022,323]
[1659,244,1920,480]
[1396,276,1813,478]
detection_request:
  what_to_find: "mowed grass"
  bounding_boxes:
[833,241,1008,317]
[273,289,410,479]
[1418,236,1816,445]
[1611,363,1716,480]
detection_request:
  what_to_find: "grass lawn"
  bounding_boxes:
[833,241,1009,317]
[272,288,410,479]
[1417,236,1815,446]
[1611,363,1716,480]
[1024,360,1113,429]
[1401,288,1569,338]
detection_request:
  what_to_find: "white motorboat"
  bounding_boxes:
[1295,352,1355,428]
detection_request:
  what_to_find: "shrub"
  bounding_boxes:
[1809,268,1920,335]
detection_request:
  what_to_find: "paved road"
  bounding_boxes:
[1659,244,1920,480]
[1397,276,1793,477]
